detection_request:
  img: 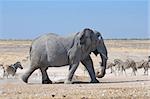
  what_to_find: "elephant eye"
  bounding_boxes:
[95,31,102,40]
[98,36,102,40]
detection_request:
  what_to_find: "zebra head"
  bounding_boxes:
[13,61,23,69]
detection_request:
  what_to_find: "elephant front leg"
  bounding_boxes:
[64,63,79,84]
[40,67,52,84]
[81,55,99,83]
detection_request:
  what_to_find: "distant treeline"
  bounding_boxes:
[0,39,32,41]
[105,38,150,40]
[0,38,150,41]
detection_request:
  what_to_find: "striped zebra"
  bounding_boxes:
[5,61,23,78]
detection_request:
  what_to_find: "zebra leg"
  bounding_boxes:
[115,66,119,76]
[143,67,148,75]
[123,69,127,76]
[144,68,148,75]
[132,67,137,76]
[6,74,8,79]
[12,72,16,79]
[120,67,124,76]
[6,73,9,79]
[110,67,113,73]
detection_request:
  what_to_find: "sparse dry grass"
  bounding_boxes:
[0,39,150,99]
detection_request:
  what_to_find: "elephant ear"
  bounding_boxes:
[68,32,81,64]
[79,29,86,45]
[68,44,81,64]
[68,28,93,64]
[78,28,94,52]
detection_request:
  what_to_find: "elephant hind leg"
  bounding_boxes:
[22,67,38,83]
[40,67,52,84]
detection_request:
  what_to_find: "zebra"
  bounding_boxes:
[136,60,149,75]
[113,59,137,76]
[106,62,116,73]
[136,56,150,75]
[5,61,23,78]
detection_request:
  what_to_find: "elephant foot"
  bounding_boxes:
[42,79,52,84]
[96,69,106,78]
[96,67,106,78]
[64,80,72,84]
[90,79,99,83]
[21,75,28,83]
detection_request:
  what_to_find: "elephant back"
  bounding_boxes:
[30,33,70,66]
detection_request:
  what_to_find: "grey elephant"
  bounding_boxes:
[22,28,108,84]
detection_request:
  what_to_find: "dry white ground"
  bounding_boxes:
[0,40,150,99]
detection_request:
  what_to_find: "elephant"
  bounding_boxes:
[22,28,108,84]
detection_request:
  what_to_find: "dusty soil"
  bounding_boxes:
[0,39,150,99]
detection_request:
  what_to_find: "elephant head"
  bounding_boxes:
[92,31,108,78]
[67,28,107,83]
[70,28,108,78]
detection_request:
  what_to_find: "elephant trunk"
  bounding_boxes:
[97,53,107,78]
[95,37,108,78]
